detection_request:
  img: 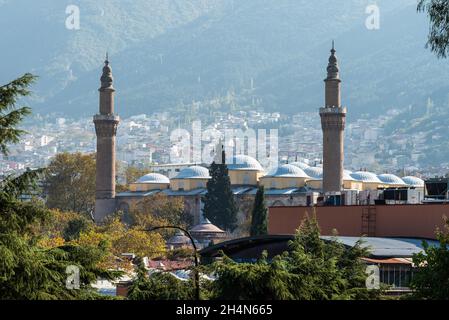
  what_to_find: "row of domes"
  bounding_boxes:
[135,155,424,187]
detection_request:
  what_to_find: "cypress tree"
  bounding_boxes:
[203,161,238,232]
[250,186,268,236]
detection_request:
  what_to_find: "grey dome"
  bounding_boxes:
[290,162,310,170]
[304,167,323,179]
[174,166,211,179]
[350,171,381,183]
[265,164,309,178]
[377,174,406,185]
[402,176,425,187]
[136,173,170,184]
[343,170,355,181]
[228,155,264,171]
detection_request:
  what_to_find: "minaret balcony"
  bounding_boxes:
[93,114,120,122]
[319,106,347,114]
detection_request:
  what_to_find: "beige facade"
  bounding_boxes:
[229,170,263,186]
[170,178,209,191]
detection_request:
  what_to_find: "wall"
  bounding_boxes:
[268,205,449,239]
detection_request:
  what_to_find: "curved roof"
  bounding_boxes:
[190,218,226,234]
[350,171,381,183]
[227,155,264,171]
[136,173,170,184]
[290,162,310,170]
[264,164,309,178]
[343,170,355,181]
[402,176,425,187]
[377,174,406,185]
[167,230,192,246]
[304,166,323,180]
[174,166,211,179]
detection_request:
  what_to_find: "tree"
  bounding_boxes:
[0,166,120,299]
[203,162,238,232]
[250,186,268,236]
[130,193,192,230]
[63,217,92,241]
[418,0,449,58]
[410,219,449,300]
[0,73,36,155]
[210,215,379,300]
[45,152,96,214]
[128,258,195,300]
[0,75,121,300]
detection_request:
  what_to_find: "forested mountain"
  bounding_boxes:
[1,0,447,119]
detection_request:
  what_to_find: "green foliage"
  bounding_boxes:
[203,162,238,232]
[128,259,194,300]
[418,0,449,58]
[410,220,449,300]
[250,186,268,237]
[0,73,36,155]
[63,217,92,241]
[44,152,96,214]
[0,170,121,300]
[210,215,378,300]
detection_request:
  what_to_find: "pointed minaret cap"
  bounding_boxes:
[100,52,114,90]
[326,41,340,80]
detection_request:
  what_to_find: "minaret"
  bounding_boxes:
[319,42,347,194]
[93,54,120,222]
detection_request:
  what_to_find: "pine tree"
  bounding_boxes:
[0,73,36,155]
[250,186,268,236]
[0,75,121,300]
[203,162,238,232]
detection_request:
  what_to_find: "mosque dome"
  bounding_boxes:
[265,164,310,178]
[290,162,310,170]
[136,173,170,184]
[304,167,323,180]
[402,176,425,187]
[343,170,355,181]
[228,155,264,171]
[174,166,211,179]
[350,171,381,183]
[377,174,406,186]
[166,230,192,247]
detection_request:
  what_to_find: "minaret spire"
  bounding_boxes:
[93,54,120,222]
[320,43,347,196]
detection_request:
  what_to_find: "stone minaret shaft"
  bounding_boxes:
[93,55,120,221]
[320,43,347,194]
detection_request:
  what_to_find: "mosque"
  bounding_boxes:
[93,45,443,240]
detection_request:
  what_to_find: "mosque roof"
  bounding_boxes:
[135,173,170,184]
[402,176,425,187]
[350,171,382,183]
[190,219,226,234]
[343,170,355,181]
[377,174,407,185]
[227,155,264,171]
[289,162,310,170]
[264,164,309,178]
[173,166,211,179]
[304,166,323,180]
